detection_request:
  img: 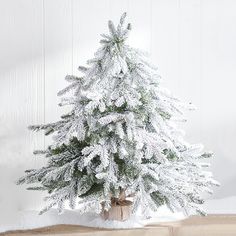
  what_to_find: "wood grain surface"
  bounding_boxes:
[1,215,236,236]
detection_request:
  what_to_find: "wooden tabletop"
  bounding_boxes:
[1,215,236,236]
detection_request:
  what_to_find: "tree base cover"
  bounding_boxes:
[101,199,132,221]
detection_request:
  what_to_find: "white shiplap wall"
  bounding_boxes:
[1,0,236,213]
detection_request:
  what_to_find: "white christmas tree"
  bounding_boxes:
[17,13,219,218]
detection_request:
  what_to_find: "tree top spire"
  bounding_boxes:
[100,12,131,46]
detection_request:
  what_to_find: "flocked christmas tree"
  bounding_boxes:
[17,13,219,218]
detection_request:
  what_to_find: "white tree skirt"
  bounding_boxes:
[0,206,185,233]
[1,196,236,233]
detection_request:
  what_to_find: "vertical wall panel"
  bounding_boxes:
[152,0,203,142]
[73,0,110,74]
[0,0,44,214]
[151,0,179,92]
[109,0,128,20]
[201,0,236,198]
[177,0,203,140]
[128,0,152,53]
[44,0,72,124]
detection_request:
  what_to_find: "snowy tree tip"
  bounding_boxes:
[127,23,132,31]
[120,12,127,25]
[106,13,132,41]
